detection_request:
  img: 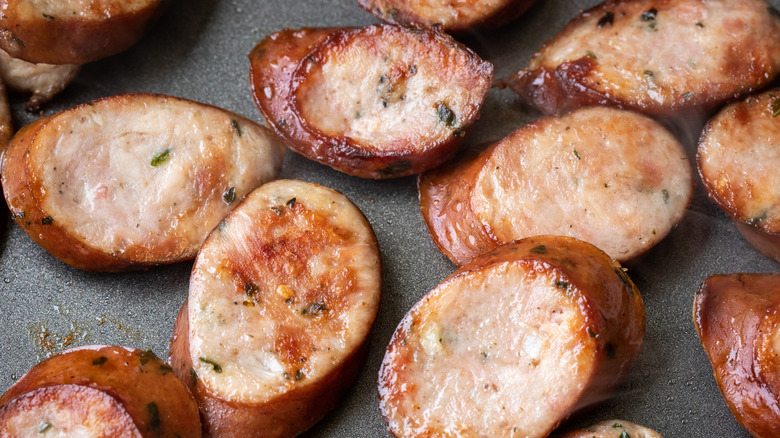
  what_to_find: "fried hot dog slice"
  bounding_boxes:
[378,236,645,438]
[1,93,285,271]
[250,24,493,178]
[0,0,169,65]
[170,180,382,437]
[358,0,537,32]
[694,274,780,438]
[499,0,780,115]
[0,345,201,437]
[552,419,663,437]
[698,89,780,262]
[419,106,693,266]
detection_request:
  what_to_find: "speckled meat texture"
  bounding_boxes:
[249,24,493,179]
[358,0,537,31]
[0,93,285,271]
[694,274,780,438]
[552,419,663,437]
[0,345,201,437]
[378,236,645,438]
[169,179,382,438]
[698,89,780,262]
[419,106,693,266]
[500,0,780,115]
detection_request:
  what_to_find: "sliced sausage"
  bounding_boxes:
[0,49,80,111]
[694,273,780,438]
[419,106,693,266]
[378,235,645,438]
[249,24,493,178]
[698,89,780,262]
[358,0,537,32]
[0,93,285,271]
[169,179,382,437]
[0,345,201,438]
[552,419,663,437]
[498,0,780,115]
[0,0,170,65]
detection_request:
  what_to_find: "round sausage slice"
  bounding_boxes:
[499,0,780,115]
[169,179,382,437]
[0,0,169,64]
[358,0,537,32]
[0,345,201,438]
[552,419,663,437]
[378,235,645,438]
[698,89,780,262]
[250,24,493,178]
[1,93,285,271]
[694,273,780,438]
[419,106,693,266]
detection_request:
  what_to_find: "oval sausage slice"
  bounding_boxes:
[0,345,201,438]
[698,89,780,262]
[358,0,537,32]
[1,93,285,271]
[378,235,645,438]
[694,273,780,438]
[0,0,169,64]
[250,24,493,178]
[552,419,663,438]
[499,0,780,115]
[169,179,382,437]
[419,106,693,265]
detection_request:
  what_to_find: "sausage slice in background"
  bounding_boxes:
[1,93,285,271]
[0,0,170,65]
[358,0,537,32]
[169,179,382,438]
[551,419,663,437]
[419,106,693,266]
[698,89,780,262]
[498,0,780,115]
[250,24,493,179]
[0,49,80,112]
[378,235,645,438]
[694,273,780,438]
[0,345,201,438]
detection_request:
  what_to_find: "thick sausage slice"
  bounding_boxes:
[694,273,780,438]
[0,0,169,64]
[698,89,780,262]
[169,179,382,437]
[552,419,663,437]
[378,235,645,438]
[250,24,493,178]
[498,0,780,115]
[0,345,201,438]
[358,0,537,32]
[0,49,80,111]
[1,93,285,271]
[419,106,693,266]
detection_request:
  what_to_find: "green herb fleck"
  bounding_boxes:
[92,356,108,366]
[147,402,160,429]
[530,245,547,254]
[643,70,654,77]
[150,148,171,167]
[42,13,55,20]
[696,22,704,28]
[747,211,768,225]
[295,369,305,381]
[555,281,569,289]
[587,327,599,338]
[436,102,456,126]
[354,111,362,119]
[573,149,581,160]
[597,11,614,27]
[682,91,695,100]
[641,8,657,21]
[585,50,597,60]
[231,119,243,137]
[245,281,259,299]
[199,357,222,373]
[223,187,236,204]
[286,198,296,208]
[620,431,631,438]
[190,367,198,386]
[41,216,53,225]
[613,423,623,428]
[771,94,780,117]
[303,302,327,316]
[11,34,24,47]
[38,422,51,433]
[661,189,670,203]
[648,21,657,30]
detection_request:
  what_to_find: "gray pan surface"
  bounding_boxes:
[0,0,777,436]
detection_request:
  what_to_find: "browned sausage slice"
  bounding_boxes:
[419,106,693,265]
[698,89,780,262]
[250,24,493,178]
[0,345,201,438]
[0,0,169,64]
[552,419,663,437]
[169,179,382,438]
[379,236,645,438]
[0,49,80,111]
[499,0,780,115]
[694,273,780,438]
[358,0,537,31]
[1,93,285,271]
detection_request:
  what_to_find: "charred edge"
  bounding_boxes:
[378,159,412,176]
